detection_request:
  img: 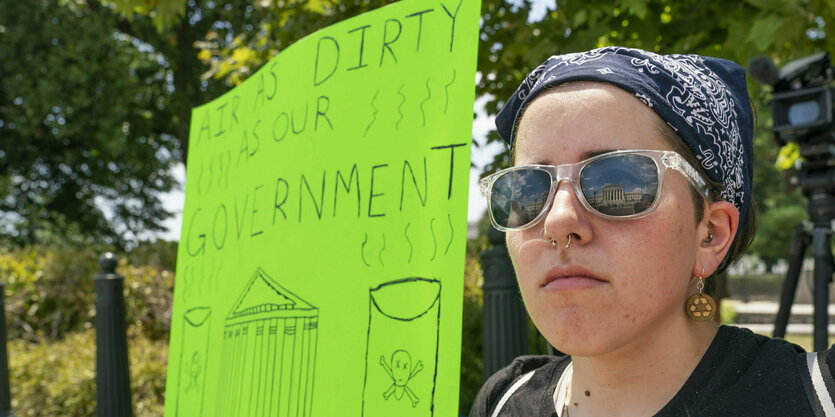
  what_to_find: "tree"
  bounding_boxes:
[5,0,832,256]
[0,0,266,246]
[1,0,175,246]
[474,0,833,266]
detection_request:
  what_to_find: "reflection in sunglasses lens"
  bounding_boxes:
[488,154,663,230]
[581,155,658,216]
[491,169,552,228]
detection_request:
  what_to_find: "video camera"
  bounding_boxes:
[752,52,835,157]
[749,52,835,352]
[771,53,834,147]
[750,52,835,210]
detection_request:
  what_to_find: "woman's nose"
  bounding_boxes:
[541,180,593,246]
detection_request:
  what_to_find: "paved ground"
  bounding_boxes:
[726,299,835,334]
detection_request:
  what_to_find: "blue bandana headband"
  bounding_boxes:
[496,46,754,232]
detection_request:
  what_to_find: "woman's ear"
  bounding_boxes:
[695,201,739,277]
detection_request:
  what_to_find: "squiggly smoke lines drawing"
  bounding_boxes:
[429,218,437,261]
[378,234,386,266]
[445,214,454,255]
[404,223,413,263]
[219,151,230,189]
[361,233,370,266]
[444,70,456,114]
[360,216,455,267]
[364,89,380,138]
[420,79,431,127]
[206,160,214,192]
[197,162,205,195]
[396,84,406,130]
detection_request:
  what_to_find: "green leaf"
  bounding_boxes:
[745,14,784,51]
[775,143,801,170]
[742,0,786,11]
[573,9,587,27]
[621,0,648,19]
[303,0,331,14]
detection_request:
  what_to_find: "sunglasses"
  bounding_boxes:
[479,150,709,231]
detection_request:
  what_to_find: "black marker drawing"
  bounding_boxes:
[196,161,205,195]
[396,84,406,130]
[445,213,454,255]
[206,158,215,193]
[219,150,232,190]
[216,267,318,417]
[429,217,437,261]
[443,70,456,114]
[361,278,441,416]
[404,222,413,263]
[364,89,380,138]
[361,233,370,266]
[420,79,431,127]
[361,216,454,267]
[441,0,463,52]
[181,265,198,305]
[184,352,203,393]
[176,306,211,417]
[378,233,386,266]
[380,349,423,407]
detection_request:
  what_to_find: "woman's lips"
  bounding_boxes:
[540,267,606,291]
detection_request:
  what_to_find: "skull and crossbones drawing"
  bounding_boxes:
[184,351,202,394]
[380,349,423,407]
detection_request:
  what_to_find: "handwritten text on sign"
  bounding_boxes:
[165,1,479,416]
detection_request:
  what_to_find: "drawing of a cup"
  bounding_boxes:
[362,278,441,417]
[176,306,212,417]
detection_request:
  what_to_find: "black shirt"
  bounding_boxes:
[471,325,835,416]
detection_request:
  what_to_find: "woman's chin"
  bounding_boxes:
[536,308,624,356]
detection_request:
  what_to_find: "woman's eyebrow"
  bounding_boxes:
[579,149,617,161]
[527,149,618,166]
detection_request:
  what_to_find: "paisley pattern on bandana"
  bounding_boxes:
[632,50,745,208]
[497,46,753,225]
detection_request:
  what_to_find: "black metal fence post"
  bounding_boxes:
[0,283,15,417]
[94,253,133,417]
[481,228,529,381]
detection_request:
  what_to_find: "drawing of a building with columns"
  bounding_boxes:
[216,267,319,417]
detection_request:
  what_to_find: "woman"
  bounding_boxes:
[472,47,835,416]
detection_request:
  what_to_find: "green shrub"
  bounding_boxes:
[8,330,167,417]
[121,262,175,341]
[460,255,484,413]
[721,301,738,324]
[0,245,175,342]
[9,332,95,417]
[0,246,99,341]
[0,244,173,415]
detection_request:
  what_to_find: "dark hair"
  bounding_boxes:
[656,121,758,289]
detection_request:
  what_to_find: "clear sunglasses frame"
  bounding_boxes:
[479,149,710,232]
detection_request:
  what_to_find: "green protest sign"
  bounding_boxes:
[164,0,480,415]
